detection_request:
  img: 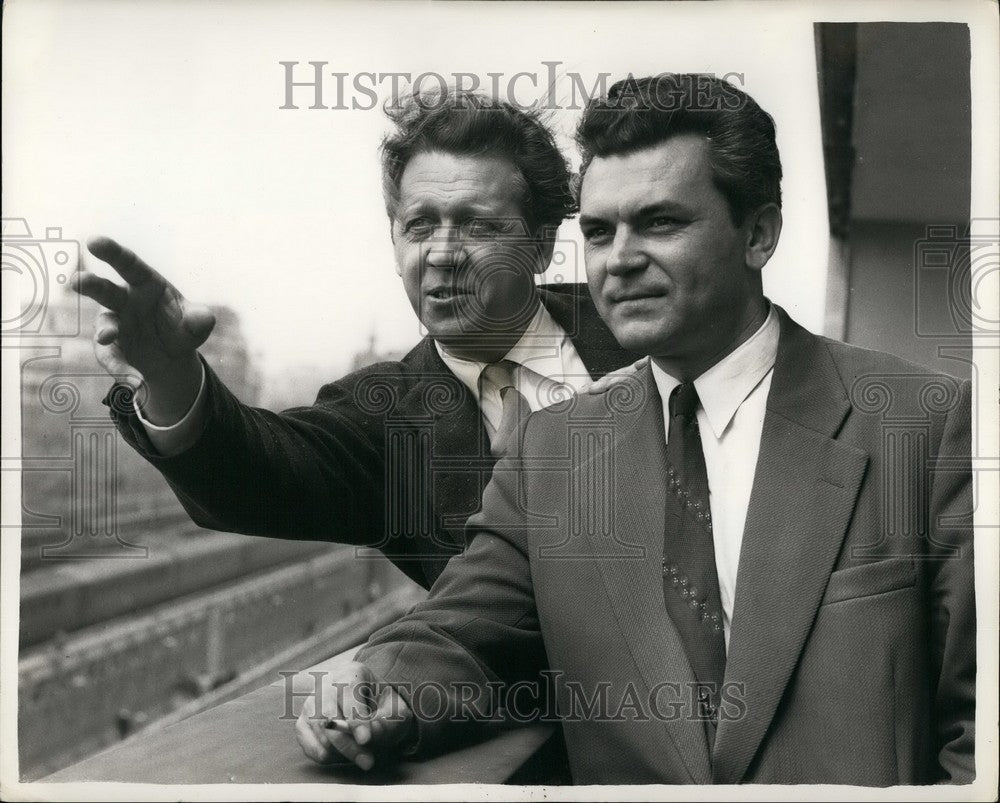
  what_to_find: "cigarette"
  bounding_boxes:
[324,718,352,733]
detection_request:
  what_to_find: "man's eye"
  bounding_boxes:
[404,218,433,237]
[582,226,611,243]
[649,216,681,229]
[467,219,501,238]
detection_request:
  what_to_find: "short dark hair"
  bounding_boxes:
[575,73,782,224]
[381,89,576,234]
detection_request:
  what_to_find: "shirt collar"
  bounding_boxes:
[503,303,571,382]
[650,302,780,439]
[434,302,561,400]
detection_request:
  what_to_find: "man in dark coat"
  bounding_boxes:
[72,90,639,589]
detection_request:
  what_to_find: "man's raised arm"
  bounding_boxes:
[71,236,386,546]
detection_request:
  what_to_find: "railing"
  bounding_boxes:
[19,551,421,779]
[40,645,565,786]
[20,533,339,647]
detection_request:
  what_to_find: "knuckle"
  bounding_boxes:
[327,735,354,760]
[311,725,330,751]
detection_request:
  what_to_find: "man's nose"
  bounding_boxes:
[605,227,646,276]
[424,226,467,269]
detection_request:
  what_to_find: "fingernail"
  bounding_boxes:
[353,724,371,745]
[356,753,374,771]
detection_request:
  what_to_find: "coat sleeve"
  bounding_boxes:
[355,451,546,755]
[926,378,976,783]
[107,359,386,546]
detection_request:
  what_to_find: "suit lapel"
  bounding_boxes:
[393,340,490,569]
[583,367,712,783]
[712,309,869,784]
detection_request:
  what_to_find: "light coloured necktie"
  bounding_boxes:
[479,360,532,458]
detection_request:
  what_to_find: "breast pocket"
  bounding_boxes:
[820,558,916,606]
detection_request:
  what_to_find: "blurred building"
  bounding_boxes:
[258,364,335,412]
[18,301,417,778]
[19,302,261,570]
[200,305,262,406]
[259,331,411,411]
[350,331,409,372]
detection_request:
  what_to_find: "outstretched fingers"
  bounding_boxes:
[86,236,160,288]
[70,270,128,313]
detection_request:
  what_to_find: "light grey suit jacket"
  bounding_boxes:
[358,308,975,785]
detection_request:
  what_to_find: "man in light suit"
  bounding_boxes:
[297,74,976,784]
[72,90,638,589]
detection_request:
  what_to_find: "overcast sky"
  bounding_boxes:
[7,0,837,381]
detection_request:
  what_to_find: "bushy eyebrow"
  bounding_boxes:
[396,198,522,219]
[580,198,694,227]
[635,200,692,218]
[578,213,607,228]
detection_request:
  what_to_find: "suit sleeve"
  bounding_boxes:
[355,450,546,755]
[927,378,976,783]
[107,359,385,546]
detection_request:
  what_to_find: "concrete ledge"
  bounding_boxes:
[19,557,418,779]
[42,646,563,785]
[20,534,339,646]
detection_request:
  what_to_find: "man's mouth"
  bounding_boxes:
[610,290,666,303]
[427,287,471,300]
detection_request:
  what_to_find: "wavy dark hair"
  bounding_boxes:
[381,89,576,235]
[575,73,782,224]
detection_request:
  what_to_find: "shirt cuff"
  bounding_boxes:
[134,361,208,457]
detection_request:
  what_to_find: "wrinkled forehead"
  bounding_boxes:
[395,150,529,217]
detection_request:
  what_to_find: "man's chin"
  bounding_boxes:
[424,324,489,350]
[607,322,672,356]
[422,317,481,343]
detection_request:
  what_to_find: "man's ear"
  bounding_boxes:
[744,203,782,271]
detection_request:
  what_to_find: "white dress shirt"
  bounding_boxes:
[435,303,592,441]
[649,303,780,650]
[139,302,592,456]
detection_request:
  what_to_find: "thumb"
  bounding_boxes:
[372,687,415,751]
[180,302,216,347]
[95,341,145,392]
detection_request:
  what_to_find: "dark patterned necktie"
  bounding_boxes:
[661,382,727,736]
